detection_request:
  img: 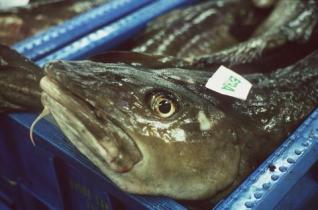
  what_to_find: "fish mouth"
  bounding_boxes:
[40,74,142,173]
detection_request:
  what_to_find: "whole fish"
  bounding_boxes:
[132,0,318,73]
[1,44,317,201]
[0,0,108,45]
[132,0,271,58]
[192,0,318,72]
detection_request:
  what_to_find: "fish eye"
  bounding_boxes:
[149,92,177,118]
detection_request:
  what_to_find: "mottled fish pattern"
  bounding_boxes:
[1,42,316,201]
[38,50,318,202]
[132,0,270,59]
[132,0,318,73]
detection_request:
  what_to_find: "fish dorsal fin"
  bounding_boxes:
[89,51,190,69]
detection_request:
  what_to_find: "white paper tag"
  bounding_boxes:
[205,65,252,100]
[0,0,29,10]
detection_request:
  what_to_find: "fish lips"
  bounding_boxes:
[40,61,142,173]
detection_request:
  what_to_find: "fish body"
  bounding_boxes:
[38,49,318,200]
[193,0,318,73]
[132,0,318,73]
[131,0,271,59]
[0,45,42,112]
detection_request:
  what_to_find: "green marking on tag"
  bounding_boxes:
[222,84,235,92]
[222,76,241,92]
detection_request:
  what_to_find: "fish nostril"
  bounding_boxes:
[95,109,108,122]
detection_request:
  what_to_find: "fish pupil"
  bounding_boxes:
[159,100,171,114]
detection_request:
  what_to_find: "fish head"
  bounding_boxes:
[41,60,241,199]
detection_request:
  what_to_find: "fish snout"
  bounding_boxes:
[44,60,76,82]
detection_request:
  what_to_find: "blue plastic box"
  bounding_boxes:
[12,0,153,61]
[1,0,318,209]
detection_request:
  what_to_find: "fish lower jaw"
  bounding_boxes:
[40,76,142,173]
[40,76,77,109]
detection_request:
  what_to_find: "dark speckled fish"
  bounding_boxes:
[0,44,42,112]
[132,0,271,59]
[132,0,318,73]
[1,44,317,201]
[192,0,318,72]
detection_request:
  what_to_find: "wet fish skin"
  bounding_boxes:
[0,44,317,200]
[0,0,316,203]
[132,0,270,59]
[131,0,318,73]
[39,49,318,200]
[0,45,43,113]
[192,0,318,72]
[41,59,242,200]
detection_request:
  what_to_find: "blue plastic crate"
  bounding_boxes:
[215,109,318,210]
[12,0,153,61]
[1,0,318,209]
[36,0,197,65]
[0,179,15,210]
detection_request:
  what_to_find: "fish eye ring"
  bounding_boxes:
[149,93,177,118]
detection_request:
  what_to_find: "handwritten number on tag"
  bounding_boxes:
[222,76,241,92]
